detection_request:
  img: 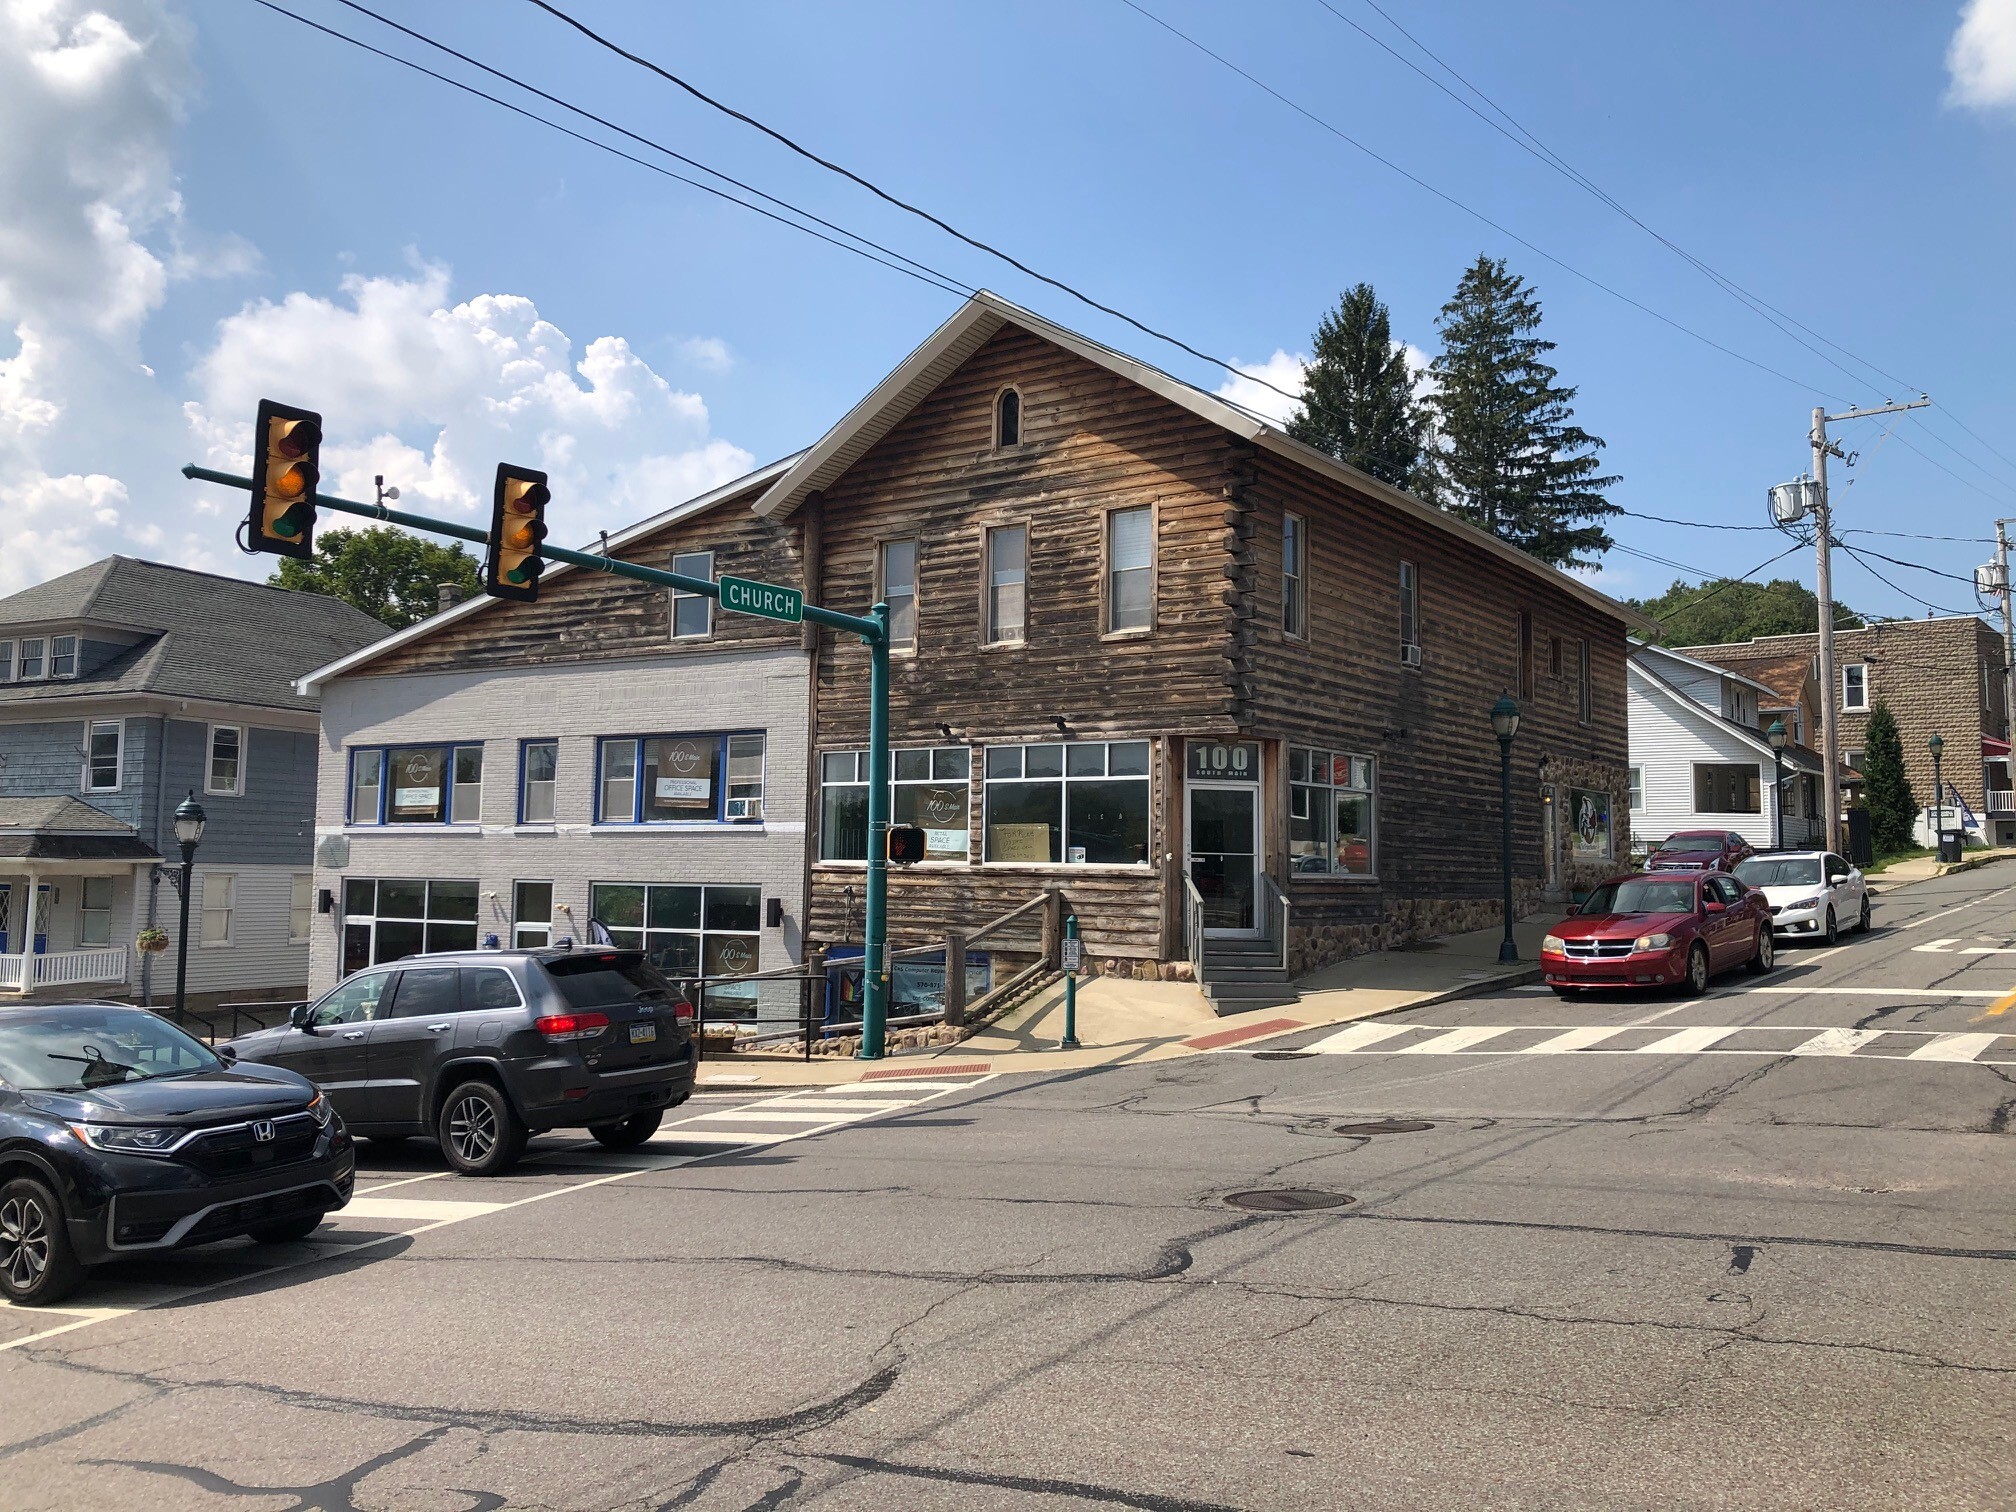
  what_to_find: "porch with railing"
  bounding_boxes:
[0,947,130,993]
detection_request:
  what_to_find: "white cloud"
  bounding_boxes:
[675,335,733,372]
[1948,0,2016,109]
[184,265,755,546]
[0,470,130,595]
[1216,350,1307,425]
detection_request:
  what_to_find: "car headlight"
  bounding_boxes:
[70,1123,188,1155]
[1633,932,1674,952]
[1541,934,1566,953]
[305,1091,333,1127]
[1783,896,1820,912]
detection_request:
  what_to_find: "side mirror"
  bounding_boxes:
[290,1002,315,1032]
[1565,902,1580,916]
[1704,900,1726,914]
[216,1043,238,1067]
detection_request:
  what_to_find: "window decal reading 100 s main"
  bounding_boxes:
[598,734,764,823]
[821,746,970,861]
[348,745,482,825]
[590,883,762,1019]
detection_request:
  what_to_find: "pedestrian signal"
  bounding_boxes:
[887,825,927,865]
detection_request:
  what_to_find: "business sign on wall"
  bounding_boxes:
[1186,740,1261,782]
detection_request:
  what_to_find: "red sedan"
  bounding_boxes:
[1645,829,1756,873]
[1541,871,1774,997]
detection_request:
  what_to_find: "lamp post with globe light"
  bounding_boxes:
[171,792,207,1024]
[1491,694,1521,964]
[1767,719,1789,851]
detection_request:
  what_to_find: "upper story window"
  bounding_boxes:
[598,732,764,824]
[986,525,1027,645]
[206,725,244,796]
[520,739,557,824]
[1842,663,1869,711]
[49,636,76,678]
[1398,562,1420,664]
[18,638,44,680]
[670,550,714,640]
[348,744,483,826]
[1516,611,1533,698]
[1105,507,1153,634]
[1628,766,1644,811]
[879,539,917,652]
[1288,747,1376,878]
[0,643,11,681]
[995,387,1022,447]
[84,720,122,793]
[1549,636,1563,677]
[983,740,1150,865]
[1282,513,1307,639]
[1577,637,1594,724]
[820,745,971,861]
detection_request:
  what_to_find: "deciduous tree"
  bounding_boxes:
[268,527,479,630]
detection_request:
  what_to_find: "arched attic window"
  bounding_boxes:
[995,387,1022,448]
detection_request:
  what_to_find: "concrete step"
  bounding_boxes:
[1202,966,1295,985]
[1200,983,1302,1015]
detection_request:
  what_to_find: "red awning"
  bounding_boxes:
[1986,737,2011,758]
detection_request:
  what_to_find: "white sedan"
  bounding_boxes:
[1732,852,1871,946]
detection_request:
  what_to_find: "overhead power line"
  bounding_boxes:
[522,0,1305,406]
[1647,542,1807,627]
[1836,544,1971,618]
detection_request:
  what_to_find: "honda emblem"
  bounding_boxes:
[251,1120,276,1143]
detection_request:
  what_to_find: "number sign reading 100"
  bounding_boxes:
[1186,740,1260,782]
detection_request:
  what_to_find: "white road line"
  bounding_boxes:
[1522,1026,1631,1054]
[339,1196,508,1221]
[1394,1027,1518,1055]
[1302,1021,1420,1054]
[1623,1003,1696,1026]
[1899,889,2014,931]
[1741,986,2010,998]
[762,1097,913,1112]
[352,1171,458,1196]
[683,1109,866,1124]
[1636,1026,1739,1055]
[0,1075,995,1352]
[1908,1033,2001,1063]
[1788,1027,1883,1056]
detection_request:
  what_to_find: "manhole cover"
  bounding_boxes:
[1334,1119,1435,1135]
[1223,1188,1356,1212]
[1253,1050,1313,1061]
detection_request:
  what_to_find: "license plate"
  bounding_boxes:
[629,1022,657,1045]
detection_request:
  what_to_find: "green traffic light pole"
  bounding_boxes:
[182,462,900,1059]
[1060,913,1081,1050]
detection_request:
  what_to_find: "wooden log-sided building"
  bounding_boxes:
[760,294,1649,994]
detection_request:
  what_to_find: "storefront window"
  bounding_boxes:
[820,746,971,860]
[1288,747,1376,876]
[341,877,480,971]
[983,741,1151,864]
[589,882,762,1019]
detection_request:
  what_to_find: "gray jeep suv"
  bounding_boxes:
[226,949,695,1175]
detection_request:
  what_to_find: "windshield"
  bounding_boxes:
[0,1008,219,1093]
[543,953,683,1009]
[1660,833,1722,851]
[1581,879,1698,917]
[1735,858,1822,888]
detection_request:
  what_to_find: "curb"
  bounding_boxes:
[1869,853,2016,891]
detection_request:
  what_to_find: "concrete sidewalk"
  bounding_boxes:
[1871,848,2016,886]
[697,911,1563,1090]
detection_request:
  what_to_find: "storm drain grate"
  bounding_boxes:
[1253,1051,1314,1062]
[1223,1188,1357,1212]
[1333,1119,1435,1135]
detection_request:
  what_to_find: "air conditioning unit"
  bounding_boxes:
[725,798,763,822]
[1400,643,1422,668]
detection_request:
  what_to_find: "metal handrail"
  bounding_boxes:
[1181,872,1206,987]
[1258,873,1292,974]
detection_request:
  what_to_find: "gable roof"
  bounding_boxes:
[751,290,1657,634]
[1629,652,1826,774]
[298,453,802,693]
[0,557,388,713]
[1631,640,1781,699]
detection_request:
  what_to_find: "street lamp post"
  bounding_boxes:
[1766,719,1789,851]
[1490,694,1521,965]
[1929,733,1948,862]
[171,792,207,1025]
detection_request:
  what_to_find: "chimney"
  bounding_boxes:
[437,582,463,614]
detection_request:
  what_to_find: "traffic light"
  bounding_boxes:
[247,399,321,558]
[486,463,550,602]
[887,824,927,865]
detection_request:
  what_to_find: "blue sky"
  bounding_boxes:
[5,0,2015,620]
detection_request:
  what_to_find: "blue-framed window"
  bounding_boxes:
[519,739,558,824]
[595,733,765,825]
[347,743,484,825]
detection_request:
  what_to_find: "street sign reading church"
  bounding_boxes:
[718,575,804,624]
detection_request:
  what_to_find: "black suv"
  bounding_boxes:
[226,949,695,1176]
[0,1003,353,1306]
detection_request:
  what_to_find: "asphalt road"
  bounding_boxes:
[6,865,2016,1509]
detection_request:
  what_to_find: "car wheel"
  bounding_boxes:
[438,1080,527,1176]
[1859,896,1872,933]
[589,1111,663,1150]
[1682,943,1710,996]
[0,1176,84,1308]
[1747,927,1775,975]
[1823,909,1839,948]
[248,1214,324,1244]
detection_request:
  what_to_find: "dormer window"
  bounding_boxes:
[995,387,1022,448]
[50,635,76,678]
[17,638,44,680]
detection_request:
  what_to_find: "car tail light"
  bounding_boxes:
[534,1011,609,1043]
[671,999,695,1024]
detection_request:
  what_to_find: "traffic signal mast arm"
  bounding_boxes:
[181,463,880,639]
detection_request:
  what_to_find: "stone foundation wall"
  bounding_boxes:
[1287,883,1544,979]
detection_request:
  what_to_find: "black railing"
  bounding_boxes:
[176,999,305,1044]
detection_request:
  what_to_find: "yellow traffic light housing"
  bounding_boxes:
[486,463,550,602]
[247,399,321,558]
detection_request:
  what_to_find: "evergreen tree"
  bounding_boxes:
[1425,255,1619,568]
[1860,702,1916,854]
[1285,283,1429,490]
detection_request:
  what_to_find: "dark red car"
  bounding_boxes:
[1645,829,1756,873]
[1541,871,1774,997]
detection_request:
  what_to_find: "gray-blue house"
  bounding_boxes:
[0,557,385,1004]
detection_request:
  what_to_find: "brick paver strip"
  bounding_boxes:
[1181,1018,1305,1051]
[862,1063,993,1080]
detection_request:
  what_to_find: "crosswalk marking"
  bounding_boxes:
[1240,1025,2015,1066]
[685,1108,868,1124]
[340,1196,508,1221]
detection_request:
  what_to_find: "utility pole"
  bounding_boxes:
[1807,397,1930,854]
[1997,520,2015,757]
